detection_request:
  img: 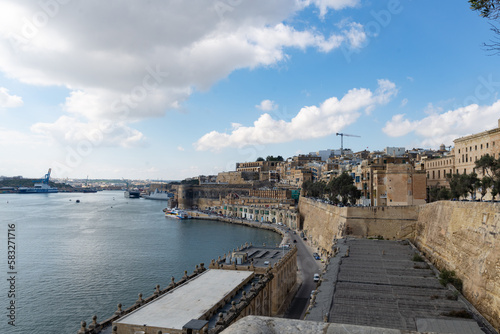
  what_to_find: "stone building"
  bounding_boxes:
[220,203,298,228]
[424,152,455,189]
[372,164,426,206]
[454,119,500,175]
[209,244,298,317]
[352,159,426,206]
[215,171,259,184]
[112,269,272,334]
[236,161,278,173]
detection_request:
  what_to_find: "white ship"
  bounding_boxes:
[143,189,174,201]
[18,169,58,194]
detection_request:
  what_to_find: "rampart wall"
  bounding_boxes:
[298,197,500,331]
[298,197,418,254]
[414,201,500,331]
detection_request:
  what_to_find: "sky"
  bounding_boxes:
[0,0,499,180]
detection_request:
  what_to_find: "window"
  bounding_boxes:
[481,144,483,149]
[487,143,489,148]
[458,149,461,154]
[475,145,477,150]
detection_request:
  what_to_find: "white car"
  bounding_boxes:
[313,273,320,282]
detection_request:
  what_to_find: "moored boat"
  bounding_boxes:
[124,190,141,198]
[143,189,174,201]
[164,208,190,219]
[18,169,58,194]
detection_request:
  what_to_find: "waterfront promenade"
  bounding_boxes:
[186,210,323,320]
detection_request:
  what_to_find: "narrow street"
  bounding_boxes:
[284,232,322,319]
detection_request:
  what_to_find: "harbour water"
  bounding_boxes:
[0,191,281,334]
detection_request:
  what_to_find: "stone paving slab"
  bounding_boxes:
[308,238,486,333]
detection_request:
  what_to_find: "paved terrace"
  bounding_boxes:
[309,238,489,334]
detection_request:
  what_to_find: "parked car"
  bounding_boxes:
[313,273,320,282]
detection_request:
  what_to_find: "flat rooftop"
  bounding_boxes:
[115,269,254,331]
[226,245,292,268]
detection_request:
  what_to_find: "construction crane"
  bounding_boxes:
[336,133,361,156]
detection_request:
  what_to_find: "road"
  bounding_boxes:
[284,232,321,319]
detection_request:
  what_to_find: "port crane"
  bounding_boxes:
[336,133,361,156]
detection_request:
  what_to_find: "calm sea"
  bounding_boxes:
[0,191,281,334]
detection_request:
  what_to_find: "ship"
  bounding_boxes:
[18,169,58,194]
[124,190,141,198]
[142,189,174,201]
[164,208,190,219]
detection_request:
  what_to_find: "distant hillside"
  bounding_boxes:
[0,178,74,191]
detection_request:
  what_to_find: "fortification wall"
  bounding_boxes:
[298,198,347,253]
[298,197,500,331]
[345,206,418,240]
[414,201,500,330]
[298,198,418,252]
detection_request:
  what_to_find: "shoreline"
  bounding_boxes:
[185,210,293,247]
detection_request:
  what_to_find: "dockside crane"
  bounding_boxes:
[336,133,361,156]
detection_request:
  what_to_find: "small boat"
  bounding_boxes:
[164,208,190,219]
[76,199,80,203]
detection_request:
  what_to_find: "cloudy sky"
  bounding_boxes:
[0,0,499,180]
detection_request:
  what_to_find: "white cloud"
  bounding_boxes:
[400,98,408,107]
[30,116,146,148]
[339,21,366,49]
[177,146,185,151]
[0,0,367,145]
[256,99,278,111]
[0,87,23,108]
[382,100,500,147]
[195,79,397,151]
[305,0,361,18]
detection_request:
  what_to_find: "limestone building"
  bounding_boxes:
[352,157,426,206]
[454,119,500,175]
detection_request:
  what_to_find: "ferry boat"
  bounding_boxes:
[124,190,140,198]
[18,169,58,194]
[164,208,190,219]
[142,189,174,201]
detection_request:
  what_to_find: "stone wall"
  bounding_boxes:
[298,197,418,253]
[298,198,346,254]
[298,197,500,331]
[414,201,500,331]
[345,206,418,240]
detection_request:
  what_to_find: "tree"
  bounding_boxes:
[470,0,500,18]
[428,184,451,202]
[302,180,327,198]
[480,176,493,200]
[256,157,265,162]
[266,155,284,162]
[327,172,360,205]
[447,172,480,200]
[470,0,500,54]
[474,154,500,199]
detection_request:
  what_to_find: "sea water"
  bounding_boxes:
[0,191,281,333]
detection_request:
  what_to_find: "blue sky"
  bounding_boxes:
[0,0,499,180]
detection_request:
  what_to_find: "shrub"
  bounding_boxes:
[412,254,424,262]
[439,270,463,292]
